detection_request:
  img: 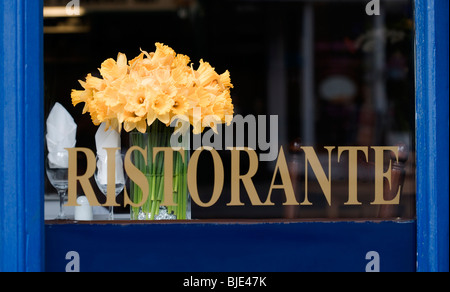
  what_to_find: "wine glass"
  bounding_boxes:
[94,153,125,220]
[46,151,69,220]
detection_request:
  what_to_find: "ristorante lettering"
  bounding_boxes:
[65,146,402,207]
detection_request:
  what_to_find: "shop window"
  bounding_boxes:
[43,0,416,221]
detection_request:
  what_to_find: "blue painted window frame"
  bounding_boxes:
[1,0,44,272]
[0,0,448,272]
[415,0,449,272]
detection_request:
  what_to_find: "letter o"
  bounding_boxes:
[187,147,224,207]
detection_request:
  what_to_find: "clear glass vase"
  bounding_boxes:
[129,120,190,220]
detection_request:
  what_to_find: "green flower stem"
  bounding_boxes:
[181,151,188,219]
[181,150,185,218]
[173,150,182,216]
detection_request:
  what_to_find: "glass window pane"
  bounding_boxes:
[44,0,415,220]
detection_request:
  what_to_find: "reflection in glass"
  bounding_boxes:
[45,152,69,220]
[94,154,126,220]
[43,0,416,220]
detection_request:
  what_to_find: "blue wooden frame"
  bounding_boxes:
[0,0,448,272]
[415,0,449,272]
[0,0,44,272]
[45,221,416,272]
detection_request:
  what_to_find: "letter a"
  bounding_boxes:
[66,148,100,207]
[265,147,299,206]
[65,251,80,272]
[366,0,380,16]
[66,0,81,16]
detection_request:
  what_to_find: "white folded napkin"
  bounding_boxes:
[95,122,125,186]
[46,103,77,168]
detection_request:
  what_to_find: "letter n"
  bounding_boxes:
[301,146,335,206]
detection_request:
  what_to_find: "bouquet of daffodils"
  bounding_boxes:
[71,43,234,220]
[71,43,234,134]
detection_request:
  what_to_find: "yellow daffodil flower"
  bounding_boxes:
[71,43,234,133]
